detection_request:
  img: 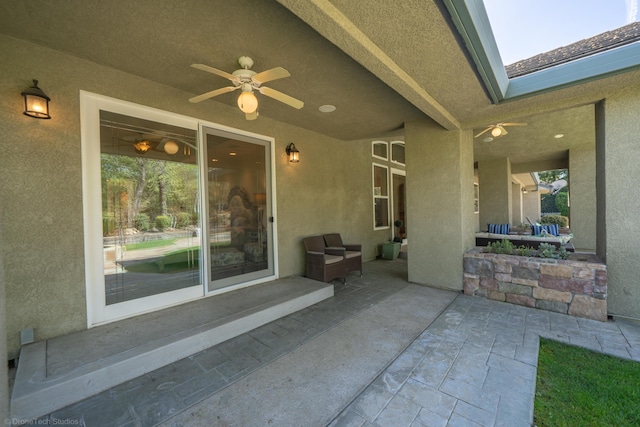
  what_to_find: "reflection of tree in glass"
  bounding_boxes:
[101,154,199,232]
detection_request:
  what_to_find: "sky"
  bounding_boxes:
[483,0,639,65]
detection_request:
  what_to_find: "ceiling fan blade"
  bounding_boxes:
[501,122,527,127]
[498,125,508,135]
[258,86,304,109]
[245,111,258,121]
[191,64,239,83]
[252,67,290,85]
[189,86,238,103]
[474,127,491,138]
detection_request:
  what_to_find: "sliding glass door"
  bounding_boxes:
[202,126,274,292]
[82,93,276,325]
[101,111,201,305]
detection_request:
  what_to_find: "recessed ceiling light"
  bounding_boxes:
[319,105,336,113]
[229,152,237,156]
[211,158,219,162]
[554,134,564,139]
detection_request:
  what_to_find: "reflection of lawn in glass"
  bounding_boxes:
[534,338,640,427]
[125,243,231,274]
[125,238,177,251]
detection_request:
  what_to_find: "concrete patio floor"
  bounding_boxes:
[27,258,640,426]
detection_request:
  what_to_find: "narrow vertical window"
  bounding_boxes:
[373,164,390,229]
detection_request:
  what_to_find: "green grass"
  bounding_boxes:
[123,242,231,274]
[125,238,176,251]
[534,338,640,427]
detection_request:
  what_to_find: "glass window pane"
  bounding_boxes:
[374,198,389,228]
[372,141,388,159]
[392,143,405,164]
[373,165,388,196]
[100,111,200,305]
[206,130,271,291]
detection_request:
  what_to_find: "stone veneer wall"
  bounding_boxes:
[463,249,607,321]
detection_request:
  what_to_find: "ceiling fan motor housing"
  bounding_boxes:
[232,69,257,86]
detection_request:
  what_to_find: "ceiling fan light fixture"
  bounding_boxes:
[491,127,502,137]
[237,84,258,114]
[163,140,180,155]
[133,140,152,154]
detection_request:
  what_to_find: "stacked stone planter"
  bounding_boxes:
[463,248,607,321]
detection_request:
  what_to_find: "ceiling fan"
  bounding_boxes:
[189,56,304,120]
[475,122,527,138]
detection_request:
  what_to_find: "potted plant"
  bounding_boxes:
[393,219,403,243]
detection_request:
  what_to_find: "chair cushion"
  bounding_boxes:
[531,224,559,236]
[344,250,361,259]
[488,223,510,234]
[324,254,344,265]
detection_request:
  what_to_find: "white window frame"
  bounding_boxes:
[372,140,389,161]
[81,91,203,326]
[80,91,279,327]
[372,163,390,230]
[474,183,480,213]
[390,141,406,166]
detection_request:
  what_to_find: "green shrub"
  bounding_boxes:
[555,191,569,217]
[537,243,569,259]
[175,212,193,228]
[487,239,515,255]
[517,246,536,257]
[134,213,151,231]
[541,214,568,227]
[155,215,172,230]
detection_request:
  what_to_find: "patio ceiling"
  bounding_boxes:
[1,0,636,167]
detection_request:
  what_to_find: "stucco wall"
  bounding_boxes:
[522,192,541,224]
[0,210,8,423]
[601,85,640,318]
[511,182,522,225]
[405,119,474,290]
[478,158,512,229]
[0,35,380,357]
[569,144,596,250]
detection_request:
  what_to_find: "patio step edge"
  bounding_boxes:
[10,282,333,421]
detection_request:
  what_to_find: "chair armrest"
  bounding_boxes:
[344,244,361,251]
[325,247,346,256]
[306,251,326,260]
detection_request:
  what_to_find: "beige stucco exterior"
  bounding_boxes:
[405,119,475,291]
[599,84,640,318]
[522,192,541,224]
[569,144,597,250]
[2,27,640,363]
[478,158,512,229]
[0,35,394,357]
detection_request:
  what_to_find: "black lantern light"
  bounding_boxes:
[286,143,299,163]
[22,79,51,119]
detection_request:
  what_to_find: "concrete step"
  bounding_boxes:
[10,277,333,421]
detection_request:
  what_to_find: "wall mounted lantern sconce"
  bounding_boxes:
[522,187,528,194]
[22,79,51,119]
[286,143,299,163]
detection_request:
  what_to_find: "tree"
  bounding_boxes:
[541,194,556,213]
[555,191,569,217]
[538,169,567,184]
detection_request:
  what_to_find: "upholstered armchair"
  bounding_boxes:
[302,235,347,283]
[323,233,362,277]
